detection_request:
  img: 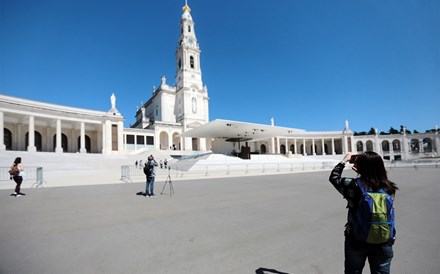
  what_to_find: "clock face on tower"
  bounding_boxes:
[188,38,193,45]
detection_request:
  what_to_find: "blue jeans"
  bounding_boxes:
[345,237,394,274]
[146,176,155,195]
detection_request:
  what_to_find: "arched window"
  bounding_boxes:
[188,25,191,32]
[356,141,363,152]
[53,133,68,152]
[423,138,433,152]
[77,135,91,153]
[178,59,182,69]
[289,144,295,153]
[382,141,390,152]
[392,140,401,152]
[190,56,194,69]
[410,139,419,153]
[4,128,12,150]
[25,131,42,151]
[366,140,374,151]
[280,145,286,154]
[160,132,169,150]
[260,144,266,154]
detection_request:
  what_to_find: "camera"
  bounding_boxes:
[349,154,360,164]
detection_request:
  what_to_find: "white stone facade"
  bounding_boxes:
[0,94,124,154]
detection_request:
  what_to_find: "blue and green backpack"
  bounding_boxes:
[352,178,396,244]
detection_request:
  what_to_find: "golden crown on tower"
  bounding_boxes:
[182,0,191,13]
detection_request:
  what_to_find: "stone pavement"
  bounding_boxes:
[1,167,439,274]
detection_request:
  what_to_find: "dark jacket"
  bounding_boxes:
[329,162,362,237]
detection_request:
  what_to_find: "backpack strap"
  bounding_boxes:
[355,178,366,194]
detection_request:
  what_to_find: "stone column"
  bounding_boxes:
[118,121,124,153]
[312,139,316,155]
[342,136,348,155]
[419,138,424,153]
[101,123,106,153]
[322,139,326,155]
[271,137,275,154]
[331,138,336,155]
[55,119,63,153]
[80,122,86,153]
[276,137,280,154]
[303,138,307,156]
[28,116,37,152]
[435,128,440,156]
[0,112,5,151]
[104,120,112,154]
[374,134,381,156]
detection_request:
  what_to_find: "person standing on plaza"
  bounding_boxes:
[144,155,158,197]
[10,157,25,197]
[329,151,398,274]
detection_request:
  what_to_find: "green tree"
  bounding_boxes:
[389,127,399,134]
[367,128,376,135]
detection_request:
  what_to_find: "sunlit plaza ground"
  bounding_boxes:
[1,166,439,274]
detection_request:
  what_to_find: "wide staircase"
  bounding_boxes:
[0,150,173,189]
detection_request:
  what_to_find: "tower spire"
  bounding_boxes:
[183,0,191,13]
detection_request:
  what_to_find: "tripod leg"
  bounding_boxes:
[161,180,167,195]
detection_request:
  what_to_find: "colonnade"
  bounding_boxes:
[0,110,124,154]
[256,136,346,156]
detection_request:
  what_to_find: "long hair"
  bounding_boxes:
[355,151,398,195]
[13,157,21,165]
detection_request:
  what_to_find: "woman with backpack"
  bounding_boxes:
[10,157,25,197]
[329,151,398,274]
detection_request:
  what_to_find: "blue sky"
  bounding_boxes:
[1,0,439,133]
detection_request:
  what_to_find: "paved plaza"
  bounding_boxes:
[1,167,439,274]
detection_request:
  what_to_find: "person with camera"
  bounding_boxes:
[144,155,158,197]
[329,151,398,274]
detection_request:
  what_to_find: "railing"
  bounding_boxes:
[387,160,440,169]
[120,161,338,182]
[0,166,45,188]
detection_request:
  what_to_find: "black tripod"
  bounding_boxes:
[161,167,174,196]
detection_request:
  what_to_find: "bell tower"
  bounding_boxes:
[174,1,209,124]
[175,1,203,91]
[174,1,209,151]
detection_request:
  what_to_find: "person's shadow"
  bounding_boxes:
[255,267,290,274]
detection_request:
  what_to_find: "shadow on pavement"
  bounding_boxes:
[255,267,290,274]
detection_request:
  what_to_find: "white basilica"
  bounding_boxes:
[130,3,210,152]
[1,2,439,162]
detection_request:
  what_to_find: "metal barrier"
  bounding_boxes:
[387,160,440,169]
[120,161,339,182]
[120,165,148,183]
[0,166,45,188]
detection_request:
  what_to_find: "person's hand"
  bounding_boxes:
[342,153,352,163]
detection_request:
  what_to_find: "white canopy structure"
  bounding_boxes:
[181,119,305,142]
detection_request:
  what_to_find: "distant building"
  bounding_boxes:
[1,2,438,160]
